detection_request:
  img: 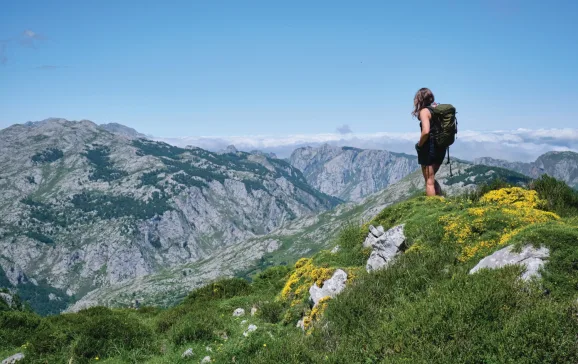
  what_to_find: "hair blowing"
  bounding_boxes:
[412,88,435,119]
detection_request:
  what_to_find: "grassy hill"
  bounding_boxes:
[1,175,577,363]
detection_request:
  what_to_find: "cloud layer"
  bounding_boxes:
[156,128,578,162]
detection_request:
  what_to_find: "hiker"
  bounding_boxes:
[412,88,449,196]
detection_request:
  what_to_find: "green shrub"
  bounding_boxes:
[257,301,284,323]
[531,175,578,216]
[184,278,252,304]
[171,311,222,344]
[0,311,41,348]
[252,266,291,293]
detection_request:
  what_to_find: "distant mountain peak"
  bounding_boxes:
[98,122,147,139]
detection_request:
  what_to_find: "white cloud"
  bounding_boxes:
[155,128,578,162]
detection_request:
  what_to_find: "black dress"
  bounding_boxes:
[418,120,447,166]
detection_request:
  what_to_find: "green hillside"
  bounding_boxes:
[1,175,577,363]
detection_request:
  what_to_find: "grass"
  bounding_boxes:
[2,180,578,363]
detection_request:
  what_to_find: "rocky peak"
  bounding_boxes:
[289,144,419,201]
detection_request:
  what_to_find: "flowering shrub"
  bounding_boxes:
[440,188,560,262]
[281,258,334,306]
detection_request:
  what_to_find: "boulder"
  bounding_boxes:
[243,324,258,337]
[309,269,348,306]
[0,293,13,308]
[365,224,406,272]
[469,245,550,281]
[233,308,245,317]
[1,353,24,364]
[296,319,305,331]
[181,348,194,358]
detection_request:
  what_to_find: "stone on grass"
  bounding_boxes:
[330,245,340,254]
[1,353,25,364]
[181,348,194,358]
[201,356,211,364]
[296,319,305,331]
[366,224,406,273]
[309,269,348,306]
[233,308,245,317]
[250,306,257,316]
[469,245,550,281]
[243,324,258,337]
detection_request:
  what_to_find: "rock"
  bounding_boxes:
[250,306,257,316]
[296,319,305,331]
[0,293,13,308]
[201,356,211,363]
[469,245,550,281]
[233,308,245,317]
[243,324,258,337]
[309,269,348,306]
[181,348,194,358]
[369,225,384,238]
[330,245,340,254]
[241,320,247,324]
[265,239,281,253]
[366,224,406,273]
[205,346,212,352]
[1,353,25,364]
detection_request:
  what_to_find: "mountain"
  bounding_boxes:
[474,151,578,188]
[0,119,339,315]
[67,160,531,310]
[289,144,419,201]
[98,122,148,139]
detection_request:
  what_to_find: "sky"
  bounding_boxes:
[1,0,577,138]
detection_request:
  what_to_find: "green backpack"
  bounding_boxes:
[427,104,457,148]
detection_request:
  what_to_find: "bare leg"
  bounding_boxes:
[423,165,436,197]
[432,163,442,196]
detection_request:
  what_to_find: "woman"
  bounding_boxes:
[412,87,445,196]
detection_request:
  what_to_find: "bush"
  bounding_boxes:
[0,311,41,349]
[171,311,222,344]
[257,301,284,323]
[531,175,578,217]
[184,278,252,304]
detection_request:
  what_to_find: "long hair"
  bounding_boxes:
[412,88,435,119]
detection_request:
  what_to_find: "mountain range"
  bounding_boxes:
[0,118,576,314]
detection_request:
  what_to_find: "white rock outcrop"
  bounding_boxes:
[1,353,25,364]
[469,245,550,281]
[181,348,194,358]
[233,308,245,317]
[309,269,348,306]
[365,224,406,272]
[243,324,258,337]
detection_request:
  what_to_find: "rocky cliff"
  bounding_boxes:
[474,151,578,188]
[289,144,419,201]
[0,119,339,314]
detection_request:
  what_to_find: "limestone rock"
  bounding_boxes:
[181,348,194,358]
[296,319,305,331]
[0,293,13,308]
[289,144,420,201]
[233,308,245,317]
[330,245,340,254]
[250,306,257,316]
[309,269,348,306]
[469,245,550,281]
[243,324,257,337]
[201,356,211,364]
[1,353,24,364]
[366,224,406,273]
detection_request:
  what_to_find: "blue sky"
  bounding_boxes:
[1,0,577,137]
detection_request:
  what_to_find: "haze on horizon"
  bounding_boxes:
[1,1,577,139]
